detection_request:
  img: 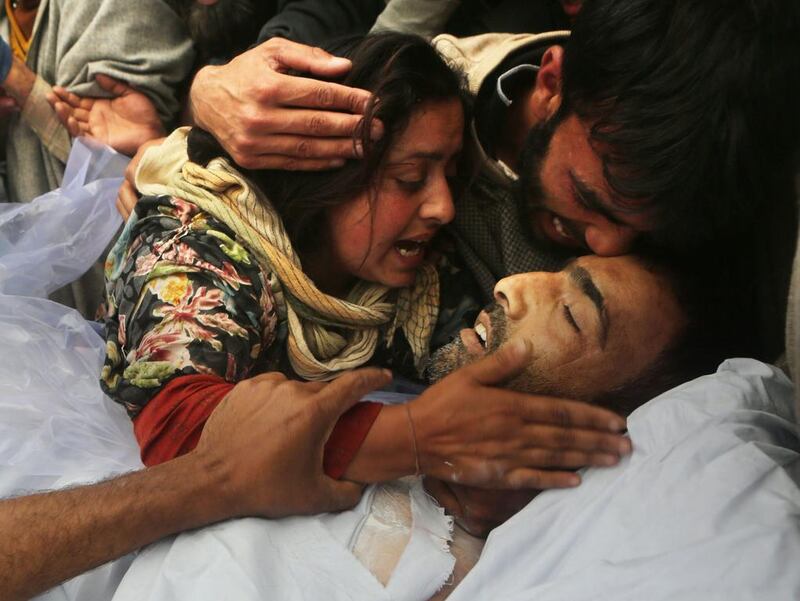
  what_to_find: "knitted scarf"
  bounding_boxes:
[136,128,439,381]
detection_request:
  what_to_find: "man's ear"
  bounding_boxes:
[528,46,564,122]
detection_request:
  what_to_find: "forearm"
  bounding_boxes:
[0,451,230,601]
[341,404,417,483]
[2,55,35,106]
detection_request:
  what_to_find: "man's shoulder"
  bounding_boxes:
[433,31,570,95]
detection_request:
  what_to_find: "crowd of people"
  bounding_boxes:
[0,0,798,599]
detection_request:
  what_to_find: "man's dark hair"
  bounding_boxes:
[188,32,469,255]
[561,0,800,249]
[165,0,274,59]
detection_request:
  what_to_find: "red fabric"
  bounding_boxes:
[133,374,233,467]
[323,401,383,479]
[133,374,383,478]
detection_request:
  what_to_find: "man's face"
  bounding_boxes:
[520,114,654,257]
[427,255,685,401]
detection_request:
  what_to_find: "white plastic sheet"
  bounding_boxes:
[0,139,140,601]
[0,137,126,298]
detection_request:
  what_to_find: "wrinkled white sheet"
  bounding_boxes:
[0,139,139,601]
[1,140,800,600]
[449,359,800,601]
[0,137,127,298]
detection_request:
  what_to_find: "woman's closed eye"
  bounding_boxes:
[395,173,427,192]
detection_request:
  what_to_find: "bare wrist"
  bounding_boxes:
[3,56,34,105]
[188,65,219,129]
[342,405,417,483]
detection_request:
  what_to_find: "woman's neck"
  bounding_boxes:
[302,249,354,298]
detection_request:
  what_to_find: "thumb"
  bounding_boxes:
[315,368,392,423]
[95,73,130,96]
[317,479,365,513]
[462,339,532,386]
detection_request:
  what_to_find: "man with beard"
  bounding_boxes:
[104,251,723,601]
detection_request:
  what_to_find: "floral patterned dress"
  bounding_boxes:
[100,194,449,418]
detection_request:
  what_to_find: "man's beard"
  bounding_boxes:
[167,0,268,58]
[425,304,553,395]
[515,116,580,257]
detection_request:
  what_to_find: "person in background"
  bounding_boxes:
[0,0,194,318]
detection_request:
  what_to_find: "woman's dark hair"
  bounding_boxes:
[189,32,468,254]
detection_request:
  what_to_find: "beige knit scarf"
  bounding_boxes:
[135,128,439,380]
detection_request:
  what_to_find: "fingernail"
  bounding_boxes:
[329,159,346,168]
[609,419,626,431]
[598,454,618,466]
[382,369,392,379]
[354,140,364,158]
[330,56,351,69]
[618,439,632,454]
[568,474,581,487]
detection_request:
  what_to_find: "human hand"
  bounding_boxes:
[424,478,536,537]
[189,37,382,171]
[409,340,631,490]
[47,74,165,156]
[193,368,392,519]
[114,136,165,220]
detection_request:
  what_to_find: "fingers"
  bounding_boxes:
[509,394,627,432]
[315,368,392,422]
[503,468,581,490]
[521,448,624,469]
[461,339,532,386]
[94,73,130,96]
[238,131,362,159]
[48,99,73,132]
[276,71,372,114]
[317,479,364,513]
[116,180,138,220]
[245,107,382,140]
[262,37,353,80]
[524,424,631,455]
[50,86,93,110]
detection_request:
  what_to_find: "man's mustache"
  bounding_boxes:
[481,302,508,353]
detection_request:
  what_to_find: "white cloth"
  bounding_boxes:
[448,359,800,601]
[112,479,455,601]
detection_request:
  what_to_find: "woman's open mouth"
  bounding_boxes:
[394,239,427,257]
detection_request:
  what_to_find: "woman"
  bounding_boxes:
[100,32,471,478]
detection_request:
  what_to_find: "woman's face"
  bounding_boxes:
[324,98,464,291]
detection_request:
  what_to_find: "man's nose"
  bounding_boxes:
[584,222,638,256]
[419,175,455,225]
[494,273,538,320]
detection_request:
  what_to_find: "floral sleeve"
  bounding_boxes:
[101,195,279,418]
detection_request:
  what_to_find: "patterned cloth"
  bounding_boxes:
[100,194,279,416]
